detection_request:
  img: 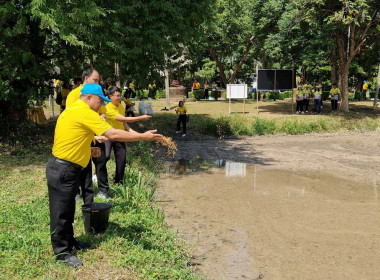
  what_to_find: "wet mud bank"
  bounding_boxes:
[156,132,380,280]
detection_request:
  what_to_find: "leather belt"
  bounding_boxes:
[52,156,84,170]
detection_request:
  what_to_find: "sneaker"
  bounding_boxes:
[97,191,110,200]
[321,106,323,108]
[296,111,299,114]
[57,254,83,267]
[176,131,181,134]
[301,111,304,114]
[306,111,308,113]
[182,134,187,137]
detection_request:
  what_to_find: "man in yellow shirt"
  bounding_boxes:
[175,101,187,137]
[329,83,340,112]
[363,80,369,97]
[105,87,151,187]
[46,83,163,267]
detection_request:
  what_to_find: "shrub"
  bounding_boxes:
[211,90,220,100]
[354,91,366,100]
[348,93,355,100]
[156,89,166,99]
[192,90,204,100]
[265,91,280,101]
[283,91,293,98]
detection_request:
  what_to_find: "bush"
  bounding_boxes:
[369,91,376,99]
[348,93,355,100]
[265,91,280,101]
[211,90,220,100]
[283,91,293,98]
[192,90,204,100]
[156,89,166,99]
[354,91,366,100]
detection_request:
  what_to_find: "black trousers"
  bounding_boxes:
[304,99,309,111]
[92,142,109,194]
[177,114,187,134]
[46,156,82,255]
[331,100,338,110]
[79,159,94,204]
[296,100,304,112]
[105,140,126,184]
[204,89,209,99]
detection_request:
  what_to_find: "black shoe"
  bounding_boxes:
[57,254,83,267]
[73,240,91,251]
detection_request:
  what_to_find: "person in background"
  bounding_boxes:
[73,77,82,89]
[148,83,154,99]
[314,86,322,114]
[175,101,187,137]
[204,82,209,100]
[152,81,157,99]
[330,83,340,112]
[105,86,152,185]
[363,80,369,98]
[60,82,71,112]
[303,81,312,113]
[123,90,135,117]
[46,83,162,267]
[296,84,304,114]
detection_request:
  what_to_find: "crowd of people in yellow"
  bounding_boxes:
[47,68,163,267]
[295,81,341,114]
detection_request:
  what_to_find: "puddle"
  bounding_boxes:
[157,159,380,280]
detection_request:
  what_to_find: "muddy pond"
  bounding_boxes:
[156,132,380,280]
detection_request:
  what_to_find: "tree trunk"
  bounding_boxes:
[330,48,337,84]
[229,36,255,83]
[374,62,380,108]
[209,47,228,86]
[339,65,350,111]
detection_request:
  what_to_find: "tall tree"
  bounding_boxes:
[294,0,380,111]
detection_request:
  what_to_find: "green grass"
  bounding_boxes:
[0,124,202,280]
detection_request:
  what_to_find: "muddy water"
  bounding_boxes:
[157,159,380,280]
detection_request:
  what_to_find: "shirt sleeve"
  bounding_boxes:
[82,110,112,136]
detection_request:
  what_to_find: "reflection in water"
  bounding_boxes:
[225,161,246,177]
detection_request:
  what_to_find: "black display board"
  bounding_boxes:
[257,69,293,91]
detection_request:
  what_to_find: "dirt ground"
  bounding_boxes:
[156,131,380,280]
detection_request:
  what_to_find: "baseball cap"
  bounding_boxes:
[81,83,111,104]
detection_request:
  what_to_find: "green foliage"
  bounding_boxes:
[156,89,166,99]
[211,90,221,100]
[283,91,293,98]
[192,90,204,101]
[354,92,366,100]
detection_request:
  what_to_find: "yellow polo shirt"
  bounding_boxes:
[106,102,125,130]
[52,99,112,167]
[176,106,187,115]
[66,85,83,107]
[61,89,70,106]
[330,88,340,99]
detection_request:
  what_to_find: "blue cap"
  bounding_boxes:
[81,83,111,104]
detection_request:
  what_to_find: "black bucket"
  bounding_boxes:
[81,203,113,234]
